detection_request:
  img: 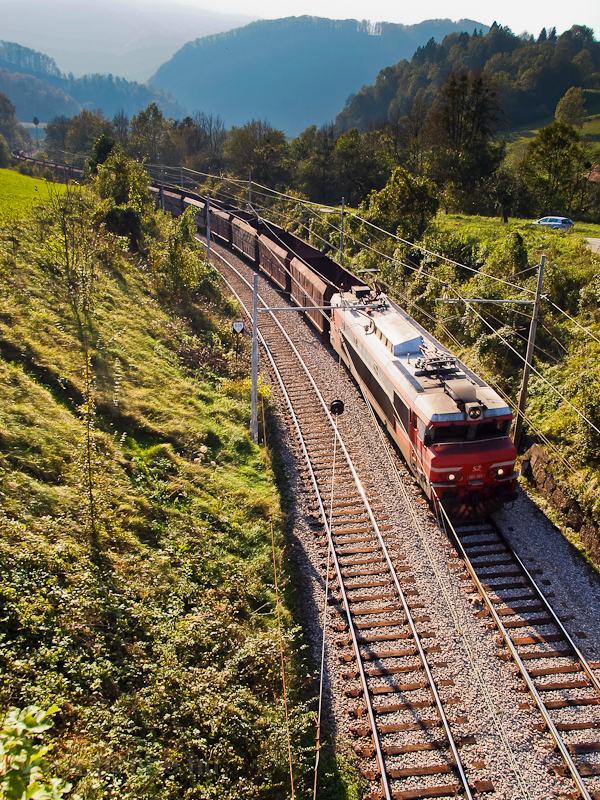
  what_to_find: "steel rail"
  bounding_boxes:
[214,250,474,799]
[331,307,475,797]
[437,506,594,800]
[491,521,600,697]
[214,254,392,799]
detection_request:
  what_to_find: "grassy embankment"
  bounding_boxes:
[0,167,364,800]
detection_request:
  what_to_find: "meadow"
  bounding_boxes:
[0,168,65,216]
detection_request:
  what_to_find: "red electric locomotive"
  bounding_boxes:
[330,287,518,519]
[148,184,518,518]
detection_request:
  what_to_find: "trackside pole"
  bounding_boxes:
[340,196,344,260]
[513,255,545,450]
[251,274,258,443]
[206,194,211,263]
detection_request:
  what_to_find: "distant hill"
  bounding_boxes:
[0,0,257,82]
[150,16,488,136]
[0,41,182,123]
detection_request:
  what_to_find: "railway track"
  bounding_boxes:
[211,246,498,800]
[442,515,600,800]
[206,239,600,798]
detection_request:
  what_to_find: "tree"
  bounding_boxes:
[290,124,336,202]
[87,133,116,174]
[65,109,112,158]
[45,115,71,160]
[95,149,151,212]
[0,92,19,147]
[194,112,226,170]
[427,72,505,208]
[95,149,153,250]
[331,128,381,205]
[375,89,432,176]
[223,120,289,187]
[128,102,167,162]
[360,166,439,242]
[555,86,587,128]
[520,120,589,213]
[112,109,129,148]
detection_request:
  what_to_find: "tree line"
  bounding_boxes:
[38,64,600,225]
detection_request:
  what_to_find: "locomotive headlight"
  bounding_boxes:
[497,468,505,477]
[468,407,482,420]
[447,473,457,482]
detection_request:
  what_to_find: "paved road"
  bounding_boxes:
[587,237,600,254]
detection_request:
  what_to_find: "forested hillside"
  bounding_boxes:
[0,41,182,123]
[336,22,600,131]
[150,16,487,135]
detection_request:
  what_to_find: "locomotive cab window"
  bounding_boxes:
[428,418,510,444]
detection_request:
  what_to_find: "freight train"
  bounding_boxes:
[153,185,519,519]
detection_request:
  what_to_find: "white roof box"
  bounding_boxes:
[377,314,422,355]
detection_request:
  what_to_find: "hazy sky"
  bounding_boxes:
[2,0,598,81]
[165,0,598,37]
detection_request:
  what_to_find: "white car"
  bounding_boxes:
[533,216,574,230]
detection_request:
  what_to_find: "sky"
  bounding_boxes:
[158,0,599,38]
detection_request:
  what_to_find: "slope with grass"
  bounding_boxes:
[0,168,326,799]
[0,167,65,216]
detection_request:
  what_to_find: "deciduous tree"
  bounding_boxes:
[360,166,438,242]
[224,119,289,187]
[555,86,587,128]
[129,102,167,162]
[520,120,590,213]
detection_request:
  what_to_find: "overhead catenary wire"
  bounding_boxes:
[258,197,600,445]
[157,168,600,447]
[154,161,539,298]
[264,201,600,446]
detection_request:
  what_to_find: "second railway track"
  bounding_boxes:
[207,239,600,799]
[445,516,600,800]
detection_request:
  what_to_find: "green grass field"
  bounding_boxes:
[435,213,600,241]
[504,89,600,164]
[0,168,66,216]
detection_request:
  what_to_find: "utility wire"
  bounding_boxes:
[158,169,600,444]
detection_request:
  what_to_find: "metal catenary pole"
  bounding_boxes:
[340,197,344,260]
[513,254,545,450]
[206,194,211,264]
[251,274,259,443]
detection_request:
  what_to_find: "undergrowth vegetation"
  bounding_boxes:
[0,161,347,799]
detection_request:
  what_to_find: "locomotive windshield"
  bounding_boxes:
[428,418,510,444]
